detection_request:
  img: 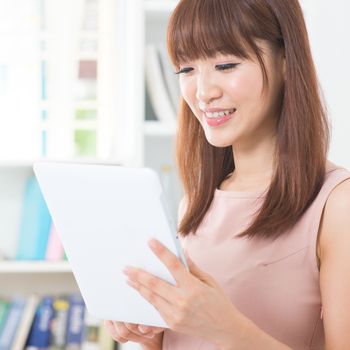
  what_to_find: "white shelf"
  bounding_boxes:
[0,161,34,168]
[144,121,176,136]
[145,0,178,13]
[0,261,72,274]
[0,261,78,297]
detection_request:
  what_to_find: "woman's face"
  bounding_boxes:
[178,41,285,149]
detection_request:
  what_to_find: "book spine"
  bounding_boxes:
[81,310,101,350]
[65,294,85,349]
[26,296,54,348]
[12,295,40,350]
[98,320,115,350]
[49,296,69,349]
[158,44,181,113]
[0,300,10,335]
[145,44,177,124]
[45,224,65,261]
[0,297,26,349]
[16,176,52,260]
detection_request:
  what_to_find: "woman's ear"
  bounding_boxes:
[282,56,286,81]
[274,45,286,82]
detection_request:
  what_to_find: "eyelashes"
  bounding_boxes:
[174,67,193,75]
[174,63,240,75]
[216,63,240,71]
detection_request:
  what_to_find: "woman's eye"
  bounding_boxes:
[216,63,240,71]
[174,67,193,75]
[174,63,239,75]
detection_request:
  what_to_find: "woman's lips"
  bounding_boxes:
[204,110,236,127]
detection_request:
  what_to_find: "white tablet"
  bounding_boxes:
[33,161,187,328]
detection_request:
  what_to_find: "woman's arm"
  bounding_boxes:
[315,179,350,349]
[219,179,350,350]
[129,188,350,349]
[218,315,292,350]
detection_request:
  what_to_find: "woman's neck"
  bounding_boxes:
[228,147,276,191]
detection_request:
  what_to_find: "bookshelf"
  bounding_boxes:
[0,261,71,274]
[0,262,76,296]
[0,1,180,349]
[144,0,183,222]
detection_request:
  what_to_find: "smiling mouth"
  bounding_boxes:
[204,109,236,127]
[204,108,237,119]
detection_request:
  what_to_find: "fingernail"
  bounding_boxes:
[148,239,158,248]
[123,266,132,274]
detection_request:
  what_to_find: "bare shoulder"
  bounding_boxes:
[326,176,350,209]
[319,177,350,258]
[317,177,350,348]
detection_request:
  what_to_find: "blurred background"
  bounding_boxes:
[0,1,348,349]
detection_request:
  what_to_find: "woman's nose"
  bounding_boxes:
[195,73,222,103]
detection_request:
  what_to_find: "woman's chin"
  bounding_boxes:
[205,137,234,148]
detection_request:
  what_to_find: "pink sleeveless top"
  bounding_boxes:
[162,165,350,350]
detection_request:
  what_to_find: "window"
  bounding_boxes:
[0,0,121,161]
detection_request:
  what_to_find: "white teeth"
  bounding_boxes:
[205,109,236,119]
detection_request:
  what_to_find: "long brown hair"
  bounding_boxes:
[167,0,330,240]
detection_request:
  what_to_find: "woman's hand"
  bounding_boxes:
[123,239,249,348]
[104,320,164,349]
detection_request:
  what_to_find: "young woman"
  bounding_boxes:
[105,0,350,349]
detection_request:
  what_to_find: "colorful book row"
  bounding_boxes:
[0,293,117,350]
[16,175,65,261]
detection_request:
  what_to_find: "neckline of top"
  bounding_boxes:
[214,166,347,199]
[214,187,268,198]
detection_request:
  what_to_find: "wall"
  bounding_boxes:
[301,0,350,168]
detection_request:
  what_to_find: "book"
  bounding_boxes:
[81,311,101,350]
[49,296,69,349]
[25,295,55,349]
[45,224,65,261]
[145,44,177,124]
[12,295,40,350]
[16,176,52,260]
[65,294,85,349]
[158,44,181,114]
[98,321,115,350]
[0,296,26,349]
[0,300,10,335]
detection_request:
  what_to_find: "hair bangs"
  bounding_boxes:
[167,0,255,68]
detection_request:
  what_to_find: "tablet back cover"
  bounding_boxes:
[33,161,186,327]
